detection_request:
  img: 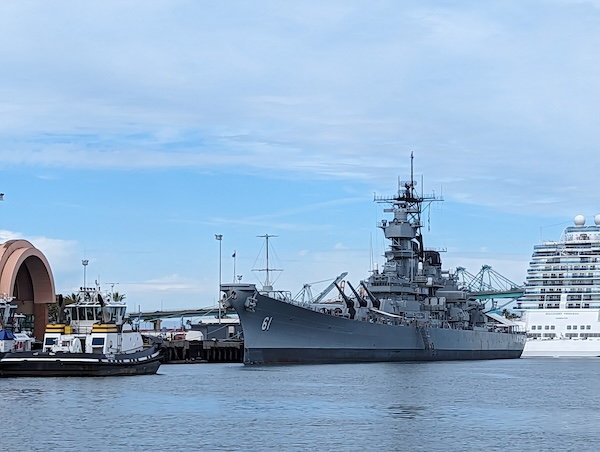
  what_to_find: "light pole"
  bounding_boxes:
[82,259,89,289]
[215,234,222,323]
[232,249,236,283]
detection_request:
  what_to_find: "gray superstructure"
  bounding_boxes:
[222,155,525,364]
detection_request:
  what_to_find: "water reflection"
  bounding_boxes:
[1,360,600,451]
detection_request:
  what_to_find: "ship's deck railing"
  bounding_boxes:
[517,305,600,310]
[300,305,518,333]
[259,290,292,302]
[46,324,95,335]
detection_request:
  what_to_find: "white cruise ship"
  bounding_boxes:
[516,214,600,357]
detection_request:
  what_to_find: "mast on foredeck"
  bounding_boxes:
[253,234,283,291]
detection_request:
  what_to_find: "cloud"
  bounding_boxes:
[1,1,599,309]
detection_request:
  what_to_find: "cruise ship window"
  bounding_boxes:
[573,325,578,330]
[551,325,555,330]
[581,325,585,330]
[544,325,549,330]
[567,325,572,330]
[587,325,591,330]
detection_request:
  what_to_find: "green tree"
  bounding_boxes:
[48,295,60,322]
[48,293,81,323]
[502,308,518,320]
[64,293,81,304]
[112,291,126,302]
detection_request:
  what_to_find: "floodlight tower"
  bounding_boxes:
[215,234,223,323]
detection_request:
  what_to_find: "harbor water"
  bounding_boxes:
[3,358,600,451]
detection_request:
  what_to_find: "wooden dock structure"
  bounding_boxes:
[159,339,243,364]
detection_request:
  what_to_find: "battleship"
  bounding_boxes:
[222,155,526,364]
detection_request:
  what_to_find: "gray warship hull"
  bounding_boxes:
[224,284,525,365]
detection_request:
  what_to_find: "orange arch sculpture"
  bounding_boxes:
[0,239,56,340]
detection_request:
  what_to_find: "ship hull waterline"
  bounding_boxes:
[0,346,162,377]
[225,286,525,365]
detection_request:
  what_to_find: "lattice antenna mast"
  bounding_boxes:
[252,234,282,290]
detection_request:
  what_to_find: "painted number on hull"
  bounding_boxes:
[261,316,273,331]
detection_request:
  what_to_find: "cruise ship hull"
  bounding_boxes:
[518,308,600,358]
[522,339,600,358]
[226,285,525,365]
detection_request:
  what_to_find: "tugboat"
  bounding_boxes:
[221,154,525,364]
[0,287,161,377]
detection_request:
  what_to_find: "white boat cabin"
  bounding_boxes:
[43,288,144,355]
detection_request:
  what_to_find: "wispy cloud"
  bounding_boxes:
[1,1,599,308]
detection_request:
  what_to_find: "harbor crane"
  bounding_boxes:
[456,265,522,294]
[294,272,348,303]
[455,265,524,312]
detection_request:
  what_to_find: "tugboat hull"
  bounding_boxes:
[0,345,161,377]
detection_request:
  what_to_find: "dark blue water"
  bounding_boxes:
[2,358,599,451]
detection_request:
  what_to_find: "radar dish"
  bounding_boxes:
[595,214,600,226]
[574,214,586,226]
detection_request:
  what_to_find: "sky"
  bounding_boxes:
[1,0,599,312]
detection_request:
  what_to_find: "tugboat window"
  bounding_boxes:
[91,338,104,346]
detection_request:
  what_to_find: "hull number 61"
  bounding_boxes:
[261,316,273,331]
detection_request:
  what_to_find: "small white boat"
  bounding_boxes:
[0,294,35,357]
